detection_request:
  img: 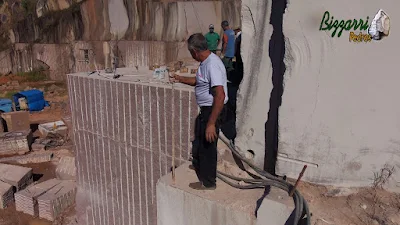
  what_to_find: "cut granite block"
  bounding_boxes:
[0,181,13,209]
[0,152,53,164]
[0,163,33,191]
[15,179,62,216]
[37,180,76,221]
[12,152,53,164]
[32,143,46,151]
[0,130,32,156]
[56,156,76,180]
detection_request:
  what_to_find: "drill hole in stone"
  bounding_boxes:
[245,150,255,159]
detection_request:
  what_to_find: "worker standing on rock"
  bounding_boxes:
[205,24,220,54]
[221,20,235,72]
[221,27,243,145]
[171,33,228,190]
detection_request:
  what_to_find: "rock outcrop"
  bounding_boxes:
[0,0,241,79]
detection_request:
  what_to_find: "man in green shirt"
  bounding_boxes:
[205,24,220,53]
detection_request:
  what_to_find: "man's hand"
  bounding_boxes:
[169,73,180,83]
[205,123,217,143]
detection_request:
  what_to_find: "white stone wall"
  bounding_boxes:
[237,0,400,191]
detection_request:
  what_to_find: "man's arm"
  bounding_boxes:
[172,74,196,86]
[206,86,225,142]
[222,33,228,54]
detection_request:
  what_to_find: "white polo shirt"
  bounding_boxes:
[195,53,229,107]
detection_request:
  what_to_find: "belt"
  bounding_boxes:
[200,105,227,110]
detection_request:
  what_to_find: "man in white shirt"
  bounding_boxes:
[171,33,228,190]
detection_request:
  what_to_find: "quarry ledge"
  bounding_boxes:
[157,162,295,225]
[67,67,195,91]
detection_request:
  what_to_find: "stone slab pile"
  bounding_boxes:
[32,138,53,151]
[0,152,54,164]
[0,181,13,209]
[15,179,62,216]
[0,130,32,156]
[56,156,76,180]
[0,163,33,191]
[37,180,76,221]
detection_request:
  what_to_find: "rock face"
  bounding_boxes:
[236,0,400,191]
[68,72,198,225]
[9,0,241,43]
[0,0,240,80]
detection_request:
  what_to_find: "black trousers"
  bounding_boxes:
[192,106,225,187]
[220,83,239,142]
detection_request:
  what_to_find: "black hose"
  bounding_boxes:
[216,135,311,225]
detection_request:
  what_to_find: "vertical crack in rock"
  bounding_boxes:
[264,0,287,174]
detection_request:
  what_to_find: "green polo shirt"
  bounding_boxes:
[205,32,220,51]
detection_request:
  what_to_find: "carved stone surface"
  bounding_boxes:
[68,72,198,225]
[10,0,240,43]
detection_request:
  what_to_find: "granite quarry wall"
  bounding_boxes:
[236,0,400,191]
[67,73,198,225]
[0,0,241,80]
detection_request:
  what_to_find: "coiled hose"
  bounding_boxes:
[216,135,311,225]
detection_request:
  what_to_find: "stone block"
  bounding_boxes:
[0,163,33,191]
[15,178,63,216]
[32,143,46,151]
[37,180,76,221]
[0,130,32,156]
[0,181,13,209]
[66,73,197,225]
[157,163,294,225]
[1,111,30,132]
[0,152,53,164]
[56,156,76,180]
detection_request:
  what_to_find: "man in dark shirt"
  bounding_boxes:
[221,29,243,144]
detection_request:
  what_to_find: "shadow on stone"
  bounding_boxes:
[30,123,39,133]
[255,185,271,218]
[32,173,44,182]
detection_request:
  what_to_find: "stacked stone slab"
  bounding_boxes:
[0,152,54,164]
[37,180,76,221]
[15,179,62,216]
[0,130,32,156]
[56,156,76,180]
[0,181,13,209]
[0,163,33,191]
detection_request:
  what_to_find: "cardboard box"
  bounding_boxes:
[180,67,188,73]
[191,69,198,74]
[1,111,30,132]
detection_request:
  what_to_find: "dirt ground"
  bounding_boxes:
[298,183,400,225]
[1,74,399,225]
[0,75,75,225]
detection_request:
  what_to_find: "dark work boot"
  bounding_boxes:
[189,182,216,190]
